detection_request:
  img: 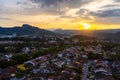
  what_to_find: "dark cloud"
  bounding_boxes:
[30,0,93,8]
[16,0,66,15]
[90,9,120,25]
[76,8,120,25]
[0,8,2,11]
[114,0,120,2]
[76,9,90,15]
[16,1,28,5]
[60,15,76,19]
[30,0,91,8]
[16,0,96,15]
[90,9,120,17]
[30,0,64,7]
[76,9,93,20]
[100,4,120,8]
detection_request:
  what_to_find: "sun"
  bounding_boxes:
[82,23,91,30]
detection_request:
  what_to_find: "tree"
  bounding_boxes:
[87,52,103,60]
[5,47,17,53]
[31,50,43,58]
[12,54,30,64]
[0,60,9,68]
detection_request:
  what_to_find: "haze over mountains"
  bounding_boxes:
[53,29,120,40]
[53,29,120,35]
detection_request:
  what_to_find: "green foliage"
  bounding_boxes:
[12,54,30,64]
[16,69,30,78]
[0,60,9,68]
[0,60,17,68]
[108,53,120,61]
[87,52,103,60]
[31,50,43,58]
[72,66,82,74]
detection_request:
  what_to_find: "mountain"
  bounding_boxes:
[53,29,82,36]
[53,29,120,36]
[53,29,120,41]
[0,24,59,37]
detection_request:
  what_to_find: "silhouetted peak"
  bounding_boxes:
[22,24,33,28]
[54,29,63,31]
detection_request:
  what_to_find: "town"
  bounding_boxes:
[1,0,120,80]
[0,36,120,80]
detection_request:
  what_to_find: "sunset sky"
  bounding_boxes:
[0,0,120,30]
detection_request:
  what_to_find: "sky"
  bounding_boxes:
[0,0,120,30]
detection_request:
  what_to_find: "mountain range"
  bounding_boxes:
[53,29,120,41]
[0,24,59,37]
[0,24,120,41]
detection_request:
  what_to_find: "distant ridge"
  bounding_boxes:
[53,29,120,41]
[0,24,59,37]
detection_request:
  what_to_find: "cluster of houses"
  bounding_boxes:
[91,59,114,80]
[0,46,84,80]
[112,60,120,79]
[1,42,120,80]
[0,41,23,44]
[0,47,36,61]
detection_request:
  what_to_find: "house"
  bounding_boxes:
[3,67,17,78]
[17,64,28,70]
[1,54,13,61]
[48,76,56,80]
[22,47,30,53]
[58,53,63,58]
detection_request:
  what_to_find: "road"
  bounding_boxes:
[81,61,92,80]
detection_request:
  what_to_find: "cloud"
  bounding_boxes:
[76,9,94,20]
[59,15,76,19]
[15,0,96,15]
[0,0,97,16]
[0,8,2,12]
[0,3,3,12]
[76,9,90,15]
[0,17,27,23]
[30,0,93,8]
[0,17,13,21]
[16,0,65,15]
[75,8,120,25]
[90,9,120,25]
[90,9,120,17]
[114,0,120,2]
[30,0,64,7]
[100,4,120,8]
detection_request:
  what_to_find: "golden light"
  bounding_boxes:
[82,23,91,30]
